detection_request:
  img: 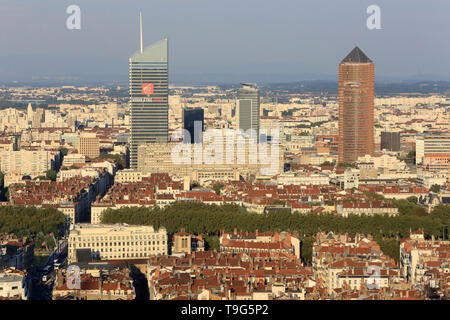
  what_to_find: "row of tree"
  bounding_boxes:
[101,202,449,238]
[0,206,66,245]
[101,202,450,263]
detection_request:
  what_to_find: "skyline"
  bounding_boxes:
[1,0,450,83]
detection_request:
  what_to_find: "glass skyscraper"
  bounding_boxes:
[237,83,260,140]
[183,107,204,144]
[129,38,169,169]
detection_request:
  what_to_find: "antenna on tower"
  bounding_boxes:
[139,12,143,54]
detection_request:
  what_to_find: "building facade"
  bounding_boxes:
[68,224,168,263]
[78,133,100,159]
[129,38,169,169]
[338,47,374,163]
[183,107,204,144]
[237,83,260,140]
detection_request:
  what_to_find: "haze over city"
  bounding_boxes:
[1,0,450,83]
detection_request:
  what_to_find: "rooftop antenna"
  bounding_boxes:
[139,12,143,54]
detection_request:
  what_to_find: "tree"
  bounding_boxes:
[406,196,418,204]
[45,169,57,181]
[407,151,416,159]
[337,162,358,168]
[58,147,68,157]
[212,183,224,195]
[429,184,441,193]
[98,154,127,170]
[320,161,335,167]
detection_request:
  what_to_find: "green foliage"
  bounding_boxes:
[429,184,441,193]
[212,183,224,196]
[203,235,220,251]
[406,196,418,204]
[363,192,385,201]
[375,237,400,263]
[58,147,68,157]
[392,199,427,217]
[45,169,57,181]
[99,153,127,170]
[310,121,328,128]
[407,151,416,159]
[429,205,450,226]
[0,206,65,244]
[300,236,313,265]
[337,162,358,168]
[101,202,448,242]
[320,161,335,167]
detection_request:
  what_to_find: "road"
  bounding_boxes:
[29,239,68,300]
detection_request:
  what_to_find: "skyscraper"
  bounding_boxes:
[338,46,374,163]
[237,83,260,139]
[183,107,204,144]
[129,13,168,169]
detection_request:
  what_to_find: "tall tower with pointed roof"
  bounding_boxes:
[129,13,168,169]
[338,46,374,163]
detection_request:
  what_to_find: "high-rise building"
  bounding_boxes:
[237,83,260,140]
[183,107,204,144]
[381,131,401,151]
[338,47,374,163]
[129,13,168,169]
[78,133,100,159]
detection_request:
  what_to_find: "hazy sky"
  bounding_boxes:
[1,0,449,83]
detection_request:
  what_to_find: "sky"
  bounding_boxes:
[0,0,449,84]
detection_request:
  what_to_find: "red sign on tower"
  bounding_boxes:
[142,83,154,95]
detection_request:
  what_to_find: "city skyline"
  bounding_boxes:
[0,1,449,304]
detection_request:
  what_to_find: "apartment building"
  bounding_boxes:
[78,133,100,159]
[0,150,58,175]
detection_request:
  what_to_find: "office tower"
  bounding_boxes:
[338,46,374,163]
[237,83,260,140]
[78,133,100,159]
[129,13,168,169]
[183,107,204,144]
[380,131,400,151]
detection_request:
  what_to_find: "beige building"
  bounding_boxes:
[68,223,168,263]
[172,232,191,254]
[137,137,283,180]
[0,150,57,175]
[78,133,100,159]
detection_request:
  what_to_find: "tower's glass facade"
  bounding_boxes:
[129,38,169,169]
[183,107,204,144]
[237,83,260,139]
